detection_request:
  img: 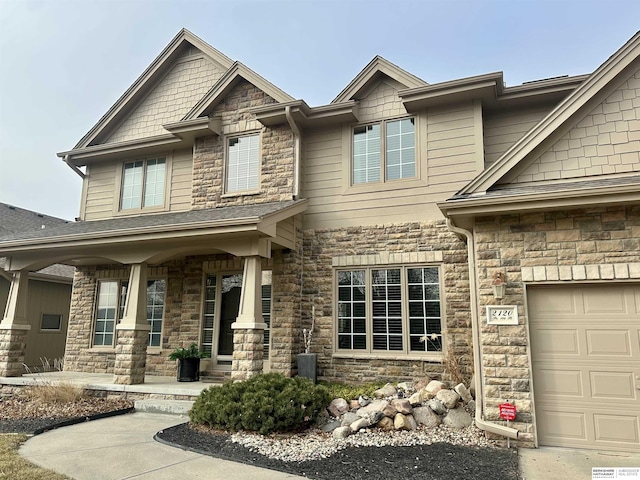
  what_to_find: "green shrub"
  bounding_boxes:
[320,381,386,401]
[189,373,331,435]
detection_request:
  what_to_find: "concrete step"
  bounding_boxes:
[134,399,194,416]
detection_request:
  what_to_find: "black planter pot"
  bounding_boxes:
[297,353,317,384]
[177,358,201,382]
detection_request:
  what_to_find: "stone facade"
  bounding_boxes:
[113,328,149,384]
[191,80,294,209]
[231,328,264,380]
[474,204,640,444]
[0,327,29,376]
[300,220,472,384]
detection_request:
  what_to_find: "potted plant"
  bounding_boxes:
[298,306,317,383]
[168,343,210,382]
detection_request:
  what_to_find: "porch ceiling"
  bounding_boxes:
[0,200,307,271]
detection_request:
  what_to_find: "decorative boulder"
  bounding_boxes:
[357,399,389,417]
[358,395,371,407]
[436,389,461,409]
[414,376,432,390]
[413,406,442,428]
[373,383,397,398]
[377,416,395,431]
[320,419,342,433]
[391,398,413,415]
[341,411,360,426]
[328,398,349,417]
[408,391,424,405]
[394,413,417,431]
[426,398,447,415]
[443,407,473,429]
[454,383,473,404]
[382,403,398,418]
[333,426,352,439]
[425,380,445,395]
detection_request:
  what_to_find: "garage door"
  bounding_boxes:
[528,284,640,453]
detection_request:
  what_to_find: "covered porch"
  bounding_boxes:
[0,201,307,385]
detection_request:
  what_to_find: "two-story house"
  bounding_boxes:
[1,29,638,454]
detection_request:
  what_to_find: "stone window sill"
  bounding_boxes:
[332,352,443,363]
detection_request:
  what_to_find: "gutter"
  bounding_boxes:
[285,106,301,199]
[446,218,520,440]
[63,155,86,179]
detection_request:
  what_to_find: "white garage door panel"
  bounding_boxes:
[529,284,640,453]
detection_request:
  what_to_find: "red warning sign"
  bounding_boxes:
[499,403,516,421]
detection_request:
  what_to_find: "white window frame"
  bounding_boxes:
[224,133,261,194]
[115,154,170,214]
[351,116,416,185]
[92,278,166,348]
[334,265,443,359]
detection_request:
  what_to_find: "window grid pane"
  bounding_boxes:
[94,281,118,346]
[337,270,367,349]
[386,118,415,180]
[227,135,260,192]
[353,124,381,184]
[408,267,442,352]
[371,269,403,351]
[143,158,166,207]
[202,275,217,357]
[147,279,165,347]
[121,161,143,210]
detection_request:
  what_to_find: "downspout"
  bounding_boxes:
[446,218,520,440]
[63,155,86,179]
[285,106,301,199]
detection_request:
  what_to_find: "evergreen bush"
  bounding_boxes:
[189,373,331,435]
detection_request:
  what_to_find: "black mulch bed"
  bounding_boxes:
[0,408,135,435]
[156,422,519,480]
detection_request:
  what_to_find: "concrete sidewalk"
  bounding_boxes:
[20,412,305,480]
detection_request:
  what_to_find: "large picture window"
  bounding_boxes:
[226,134,260,193]
[93,279,165,347]
[121,157,166,210]
[352,118,415,184]
[336,266,442,355]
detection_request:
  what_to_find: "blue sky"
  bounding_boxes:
[0,0,638,220]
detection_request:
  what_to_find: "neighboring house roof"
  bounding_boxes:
[0,203,75,279]
[332,55,428,104]
[69,28,234,151]
[455,31,640,198]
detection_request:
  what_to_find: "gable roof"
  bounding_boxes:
[70,29,233,150]
[457,31,640,197]
[332,56,428,104]
[0,202,71,238]
[183,61,295,120]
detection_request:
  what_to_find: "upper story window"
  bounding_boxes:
[226,134,260,193]
[353,117,415,184]
[121,157,166,210]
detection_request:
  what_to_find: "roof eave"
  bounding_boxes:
[253,100,359,127]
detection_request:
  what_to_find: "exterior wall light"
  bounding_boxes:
[492,271,506,300]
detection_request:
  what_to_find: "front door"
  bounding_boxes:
[202,271,272,370]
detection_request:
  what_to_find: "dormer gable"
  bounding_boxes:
[331,56,427,104]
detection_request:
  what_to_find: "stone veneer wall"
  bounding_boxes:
[301,221,472,384]
[191,80,294,209]
[473,204,640,444]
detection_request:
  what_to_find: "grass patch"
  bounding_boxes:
[319,381,386,401]
[0,434,71,480]
[25,382,85,405]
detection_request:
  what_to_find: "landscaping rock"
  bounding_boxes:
[425,380,445,395]
[466,399,476,416]
[454,383,473,404]
[443,407,473,429]
[413,406,442,428]
[341,411,360,426]
[436,389,460,409]
[350,417,371,432]
[373,383,397,398]
[394,413,417,431]
[396,382,414,393]
[320,419,342,433]
[391,398,413,415]
[357,399,388,417]
[332,426,352,439]
[349,399,360,410]
[426,398,446,415]
[376,416,395,431]
[328,398,349,417]
[414,376,432,390]
[408,391,423,405]
[382,404,397,418]
[358,395,371,407]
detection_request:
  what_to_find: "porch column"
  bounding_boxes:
[113,263,150,385]
[0,270,31,377]
[231,256,266,380]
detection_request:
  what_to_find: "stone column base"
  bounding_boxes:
[231,328,264,380]
[0,326,30,377]
[113,327,149,385]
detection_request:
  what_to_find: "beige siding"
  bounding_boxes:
[303,102,480,229]
[83,163,118,220]
[23,279,72,368]
[358,80,407,122]
[274,216,297,250]
[106,49,225,144]
[483,106,553,166]
[512,66,640,184]
[169,148,193,212]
